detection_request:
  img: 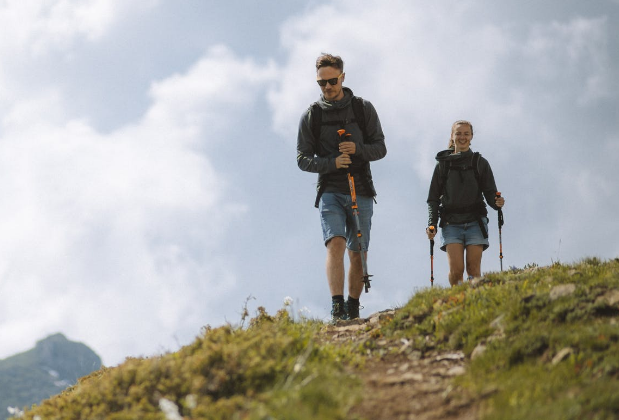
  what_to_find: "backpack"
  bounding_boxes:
[438,152,489,238]
[439,151,481,189]
[309,96,372,207]
[310,96,368,143]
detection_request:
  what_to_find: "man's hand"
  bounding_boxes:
[338,141,356,155]
[335,153,352,169]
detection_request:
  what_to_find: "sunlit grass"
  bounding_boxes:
[383,257,619,419]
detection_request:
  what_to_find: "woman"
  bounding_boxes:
[426,120,505,286]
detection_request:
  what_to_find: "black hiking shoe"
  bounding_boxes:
[331,300,348,322]
[346,298,361,320]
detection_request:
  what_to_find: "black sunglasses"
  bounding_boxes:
[316,73,344,87]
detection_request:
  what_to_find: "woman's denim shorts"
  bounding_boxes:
[319,192,373,251]
[440,217,489,252]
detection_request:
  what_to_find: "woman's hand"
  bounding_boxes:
[426,226,437,240]
[495,195,505,208]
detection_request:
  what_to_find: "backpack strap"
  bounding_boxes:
[310,96,368,143]
[351,96,368,141]
[472,151,481,182]
[310,103,322,143]
[439,152,481,190]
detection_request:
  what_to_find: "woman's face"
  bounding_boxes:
[451,123,473,152]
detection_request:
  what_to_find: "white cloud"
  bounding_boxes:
[147,45,278,139]
[0,0,156,55]
[523,17,613,104]
[0,45,274,365]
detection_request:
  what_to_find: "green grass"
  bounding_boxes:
[384,257,619,419]
[16,258,619,420]
[18,308,362,420]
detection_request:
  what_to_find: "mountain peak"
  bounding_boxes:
[0,333,102,420]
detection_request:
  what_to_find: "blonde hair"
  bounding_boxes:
[447,120,474,149]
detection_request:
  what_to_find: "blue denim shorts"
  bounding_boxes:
[319,192,373,251]
[440,217,489,252]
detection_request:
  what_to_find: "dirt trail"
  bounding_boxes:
[323,310,482,420]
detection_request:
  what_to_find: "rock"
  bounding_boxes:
[490,314,506,332]
[435,352,465,362]
[471,344,487,360]
[595,290,619,307]
[446,366,466,376]
[376,372,424,385]
[369,309,396,325]
[551,347,574,365]
[333,323,366,332]
[549,284,576,301]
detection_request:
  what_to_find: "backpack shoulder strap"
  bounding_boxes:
[438,152,480,193]
[439,160,449,193]
[472,152,481,183]
[310,102,322,142]
[351,96,368,142]
[310,96,367,142]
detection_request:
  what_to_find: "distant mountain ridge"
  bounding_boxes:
[0,333,101,420]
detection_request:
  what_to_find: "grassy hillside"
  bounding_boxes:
[388,257,619,419]
[15,258,619,420]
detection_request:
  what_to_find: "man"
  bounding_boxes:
[297,53,387,321]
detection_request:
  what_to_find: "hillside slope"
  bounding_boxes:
[15,258,619,420]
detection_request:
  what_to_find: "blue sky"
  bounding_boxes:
[0,0,617,366]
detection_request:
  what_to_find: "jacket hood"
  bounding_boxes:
[317,87,354,111]
[435,148,474,162]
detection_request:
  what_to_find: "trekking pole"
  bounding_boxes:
[496,192,504,271]
[338,129,372,293]
[429,226,435,287]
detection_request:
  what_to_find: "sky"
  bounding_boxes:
[0,0,617,366]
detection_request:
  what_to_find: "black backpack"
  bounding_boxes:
[438,152,488,238]
[309,96,371,207]
[439,151,481,189]
[310,96,368,144]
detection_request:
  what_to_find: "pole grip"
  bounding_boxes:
[429,226,435,287]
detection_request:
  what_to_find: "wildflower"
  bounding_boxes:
[283,296,294,306]
[7,407,24,418]
[159,398,183,420]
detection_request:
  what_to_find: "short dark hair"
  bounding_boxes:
[315,53,344,72]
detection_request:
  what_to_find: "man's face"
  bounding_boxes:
[317,66,345,102]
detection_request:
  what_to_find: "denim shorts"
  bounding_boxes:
[440,217,489,252]
[319,192,373,251]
